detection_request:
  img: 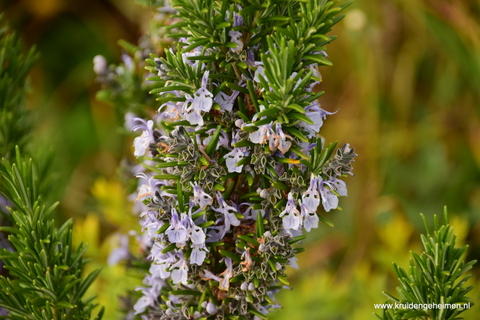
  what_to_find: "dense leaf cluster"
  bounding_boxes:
[376,209,477,320]
[0,151,104,320]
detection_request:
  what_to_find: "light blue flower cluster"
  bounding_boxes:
[280,174,348,235]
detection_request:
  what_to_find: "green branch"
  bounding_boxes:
[376,207,477,320]
[0,15,104,320]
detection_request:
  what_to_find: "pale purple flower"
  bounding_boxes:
[147,242,168,262]
[180,39,203,67]
[183,93,204,126]
[134,274,164,314]
[190,223,206,245]
[319,183,339,212]
[145,273,164,296]
[241,249,252,271]
[270,122,292,153]
[219,257,234,290]
[124,112,137,131]
[313,177,348,212]
[301,175,320,212]
[297,101,336,137]
[182,72,213,126]
[298,141,318,156]
[229,30,244,52]
[297,102,323,136]
[191,182,213,209]
[134,295,154,315]
[214,90,240,112]
[246,48,256,66]
[193,71,213,112]
[166,209,189,246]
[279,193,301,232]
[288,257,299,270]
[253,64,265,83]
[206,225,227,242]
[135,172,164,201]
[235,119,245,128]
[171,257,189,285]
[300,203,319,232]
[249,122,291,153]
[241,203,265,220]
[132,118,155,157]
[149,248,178,280]
[330,178,348,196]
[233,11,244,27]
[150,258,173,280]
[159,101,182,121]
[203,130,230,150]
[249,123,273,144]
[213,192,241,231]
[201,270,222,282]
[318,50,328,57]
[140,216,162,235]
[108,234,130,265]
[317,178,348,212]
[190,243,208,266]
[252,305,269,320]
[225,147,247,173]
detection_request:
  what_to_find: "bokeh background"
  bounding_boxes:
[2,0,479,319]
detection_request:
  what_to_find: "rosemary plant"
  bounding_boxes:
[99,0,356,319]
[0,17,104,320]
[0,151,105,320]
[376,209,477,320]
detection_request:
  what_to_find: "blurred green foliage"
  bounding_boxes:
[0,13,38,159]
[2,0,479,319]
